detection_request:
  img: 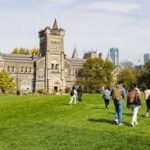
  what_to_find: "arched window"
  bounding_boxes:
[51,64,54,70]
[7,66,10,72]
[21,66,24,72]
[29,67,32,73]
[55,64,59,70]
[25,67,28,73]
[12,66,15,72]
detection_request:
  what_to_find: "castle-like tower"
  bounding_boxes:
[0,19,85,94]
[36,19,66,92]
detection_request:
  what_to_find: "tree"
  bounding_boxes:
[77,57,115,92]
[137,61,150,89]
[31,48,40,55]
[117,70,137,89]
[11,48,19,54]
[11,47,39,55]
[0,70,16,94]
[117,61,138,89]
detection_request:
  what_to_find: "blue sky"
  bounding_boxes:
[0,0,150,64]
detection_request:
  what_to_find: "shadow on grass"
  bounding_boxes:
[109,112,132,117]
[88,118,130,126]
[91,107,105,110]
[88,118,115,125]
[62,103,70,106]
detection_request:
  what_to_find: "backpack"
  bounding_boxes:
[147,95,150,101]
[113,88,121,100]
[70,89,74,96]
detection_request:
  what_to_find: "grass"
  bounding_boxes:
[0,94,150,150]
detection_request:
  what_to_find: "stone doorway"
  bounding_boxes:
[54,86,58,92]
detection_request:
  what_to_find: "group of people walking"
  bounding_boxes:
[69,82,150,127]
[69,85,83,104]
[102,82,150,127]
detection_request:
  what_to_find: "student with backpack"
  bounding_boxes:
[111,82,126,126]
[144,88,150,117]
[69,86,77,104]
[102,86,111,109]
[127,84,141,127]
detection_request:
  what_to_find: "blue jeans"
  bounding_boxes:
[114,99,123,124]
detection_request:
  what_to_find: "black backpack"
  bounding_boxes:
[147,95,150,101]
[70,89,74,96]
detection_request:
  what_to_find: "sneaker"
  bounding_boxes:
[118,123,124,126]
[146,112,149,117]
[131,122,134,127]
[115,119,118,124]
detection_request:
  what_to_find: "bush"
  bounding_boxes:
[65,87,70,93]
[37,89,46,94]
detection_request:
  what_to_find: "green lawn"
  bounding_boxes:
[0,94,150,150]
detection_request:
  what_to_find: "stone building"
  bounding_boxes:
[0,19,85,93]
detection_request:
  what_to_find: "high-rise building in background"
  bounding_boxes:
[83,50,98,59]
[144,53,150,64]
[109,48,119,65]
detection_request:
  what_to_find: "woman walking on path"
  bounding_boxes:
[69,86,77,104]
[102,87,111,109]
[127,84,141,127]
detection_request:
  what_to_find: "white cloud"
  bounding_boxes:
[86,2,141,13]
[47,0,78,5]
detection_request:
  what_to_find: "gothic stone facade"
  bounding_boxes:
[0,20,85,93]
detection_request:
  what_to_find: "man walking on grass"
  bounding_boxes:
[111,81,126,126]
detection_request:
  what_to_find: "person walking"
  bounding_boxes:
[127,84,141,127]
[144,88,150,117]
[69,86,77,104]
[77,85,83,102]
[111,82,126,126]
[102,87,111,109]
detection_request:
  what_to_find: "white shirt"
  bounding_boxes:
[144,89,150,99]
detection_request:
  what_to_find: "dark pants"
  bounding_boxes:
[78,94,82,102]
[104,99,109,108]
[146,100,150,113]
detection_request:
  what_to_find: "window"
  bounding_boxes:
[25,67,28,73]
[12,66,15,72]
[7,66,10,72]
[51,64,54,70]
[39,75,43,79]
[55,64,59,70]
[75,69,78,75]
[29,67,32,73]
[21,66,24,72]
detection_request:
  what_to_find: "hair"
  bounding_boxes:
[118,81,123,84]
[130,84,137,90]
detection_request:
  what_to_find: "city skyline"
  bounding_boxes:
[0,0,150,65]
[144,53,150,64]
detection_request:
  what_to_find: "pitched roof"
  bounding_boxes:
[52,19,58,30]
[72,48,79,59]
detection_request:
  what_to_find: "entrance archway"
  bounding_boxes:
[54,86,58,92]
